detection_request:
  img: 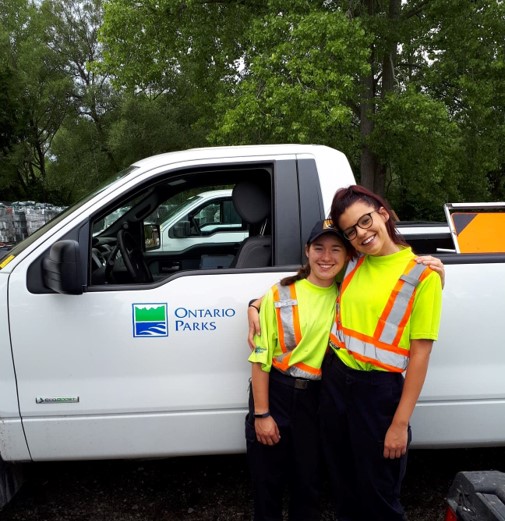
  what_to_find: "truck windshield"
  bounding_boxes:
[0,166,139,267]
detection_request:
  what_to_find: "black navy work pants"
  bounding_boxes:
[319,353,410,521]
[246,369,322,521]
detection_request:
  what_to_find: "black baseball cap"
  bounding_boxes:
[306,219,345,245]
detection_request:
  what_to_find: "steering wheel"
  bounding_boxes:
[110,229,152,283]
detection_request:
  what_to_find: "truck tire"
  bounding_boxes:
[0,456,24,510]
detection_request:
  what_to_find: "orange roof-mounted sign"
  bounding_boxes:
[444,203,505,254]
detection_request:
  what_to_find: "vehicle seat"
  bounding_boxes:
[231,181,271,268]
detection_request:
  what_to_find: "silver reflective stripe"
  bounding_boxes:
[345,335,408,371]
[272,284,321,379]
[378,263,428,344]
[275,284,298,350]
[276,352,290,365]
[274,362,320,381]
[274,299,297,308]
[285,365,320,381]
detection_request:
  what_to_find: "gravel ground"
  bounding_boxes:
[2,447,504,521]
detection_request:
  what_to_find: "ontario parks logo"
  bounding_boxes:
[132,303,168,337]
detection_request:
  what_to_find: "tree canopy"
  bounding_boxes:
[0,0,504,219]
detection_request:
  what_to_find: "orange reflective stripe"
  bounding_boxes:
[330,257,363,350]
[340,257,364,294]
[329,331,345,349]
[294,361,321,376]
[373,282,402,339]
[418,267,432,283]
[273,352,292,372]
[273,357,322,377]
[272,283,321,379]
[333,255,430,371]
[341,326,411,357]
[392,296,415,345]
[391,265,432,345]
[348,350,404,373]
[374,259,415,338]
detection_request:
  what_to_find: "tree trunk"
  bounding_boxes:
[375,0,400,196]
[360,0,401,197]
[359,0,376,191]
[360,69,376,191]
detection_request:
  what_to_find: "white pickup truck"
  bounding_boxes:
[149,188,247,254]
[0,144,504,507]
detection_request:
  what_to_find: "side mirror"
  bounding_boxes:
[169,220,191,238]
[42,240,83,295]
[144,223,160,250]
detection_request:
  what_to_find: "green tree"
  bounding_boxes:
[0,42,25,200]
[0,0,74,201]
[210,4,370,167]
[418,0,505,204]
[99,0,263,137]
[211,0,505,217]
[107,91,205,168]
[5,0,499,217]
[43,0,122,204]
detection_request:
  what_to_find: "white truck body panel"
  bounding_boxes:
[1,143,504,468]
[0,273,31,461]
[0,274,20,419]
[411,261,505,447]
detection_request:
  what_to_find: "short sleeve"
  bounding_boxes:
[410,270,443,340]
[248,287,279,372]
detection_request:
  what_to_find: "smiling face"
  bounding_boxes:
[305,234,348,287]
[338,201,399,257]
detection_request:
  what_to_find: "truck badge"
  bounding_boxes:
[36,397,80,404]
[132,303,168,337]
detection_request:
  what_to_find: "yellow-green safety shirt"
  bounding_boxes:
[333,247,442,371]
[249,278,338,376]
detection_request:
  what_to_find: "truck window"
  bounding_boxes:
[88,168,272,286]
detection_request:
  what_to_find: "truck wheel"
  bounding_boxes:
[0,457,24,510]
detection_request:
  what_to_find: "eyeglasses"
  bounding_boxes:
[342,211,377,240]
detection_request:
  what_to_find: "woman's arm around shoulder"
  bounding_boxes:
[415,255,445,288]
[247,296,263,350]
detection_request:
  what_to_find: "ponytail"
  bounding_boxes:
[280,263,310,286]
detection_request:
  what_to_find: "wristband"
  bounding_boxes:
[253,411,271,419]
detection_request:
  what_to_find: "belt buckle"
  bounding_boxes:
[294,379,309,390]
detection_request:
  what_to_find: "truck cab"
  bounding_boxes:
[0,145,354,465]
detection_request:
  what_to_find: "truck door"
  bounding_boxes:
[7,159,305,461]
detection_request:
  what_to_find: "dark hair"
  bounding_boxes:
[330,185,408,249]
[280,264,311,286]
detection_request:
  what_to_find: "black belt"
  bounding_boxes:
[270,369,320,390]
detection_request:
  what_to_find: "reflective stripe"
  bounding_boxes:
[272,283,321,380]
[329,256,364,349]
[374,261,428,345]
[273,284,301,352]
[343,332,410,372]
[330,257,431,372]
